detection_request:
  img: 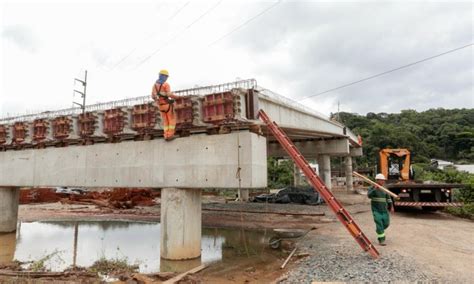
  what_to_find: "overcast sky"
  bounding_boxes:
[1,0,472,118]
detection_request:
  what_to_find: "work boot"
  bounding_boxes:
[165,136,176,142]
[378,239,387,246]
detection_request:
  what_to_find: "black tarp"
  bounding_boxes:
[252,186,323,205]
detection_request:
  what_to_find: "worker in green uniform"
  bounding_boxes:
[368,173,394,246]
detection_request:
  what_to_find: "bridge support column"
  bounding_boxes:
[161,188,201,260]
[238,189,249,202]
[0,188,20,233]
[345,156,354,192]
[318,155,332,191]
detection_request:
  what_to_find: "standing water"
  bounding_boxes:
[0,221,275,273]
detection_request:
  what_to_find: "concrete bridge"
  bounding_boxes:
[0,79,361,261]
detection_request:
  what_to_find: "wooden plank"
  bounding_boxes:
[352,171,399,199]
[162,264,207,284]
[280,248,297,269]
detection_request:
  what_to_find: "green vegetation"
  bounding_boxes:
[268,157,294,188]
[28,250,63,272]
[415,165,474,219]
[335,108,474,166]
[412,164,474,219]
[88,257,139,274]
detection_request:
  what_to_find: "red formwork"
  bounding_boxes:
[131,103,157,133]
[174,96,194,127]
[78,112,97,137]
[52,116,72,140]
[32,119,49,142]
[202,92,235,124]
[0,125,7,145]
[103,108,126,136]
[12,122,28,144]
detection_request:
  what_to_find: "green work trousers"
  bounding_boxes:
[372,210,390,241]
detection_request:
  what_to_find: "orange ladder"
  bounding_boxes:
[258,109,379,259]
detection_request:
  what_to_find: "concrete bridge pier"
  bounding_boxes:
[345,156,354,192]
[160,188,202,260]
[318,155,332,190]
[238,188,249,202]
[0,188,20,233]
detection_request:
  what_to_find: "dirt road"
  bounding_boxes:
[282,192,474,283]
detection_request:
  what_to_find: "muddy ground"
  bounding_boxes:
[3,188,474,283]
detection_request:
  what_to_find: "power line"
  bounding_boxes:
[110,2,191,70]
[298,43,473,102]
[208,0,282,47]
[133,0,224,69]
[168,1,190,21]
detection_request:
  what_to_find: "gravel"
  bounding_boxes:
[280,235,441,283]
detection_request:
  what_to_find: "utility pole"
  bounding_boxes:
[73,70,88,115]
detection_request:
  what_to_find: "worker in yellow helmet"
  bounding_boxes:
[151,69,180,141]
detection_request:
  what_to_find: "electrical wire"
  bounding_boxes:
[298,43,473,102]
[133,0,224,69]
[208,0,282,47]
[110,2,191,70]
[167,1,190,21]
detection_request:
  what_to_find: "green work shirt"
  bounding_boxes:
[368,186,392,212]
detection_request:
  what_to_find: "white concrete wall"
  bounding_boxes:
[0,132,267,188]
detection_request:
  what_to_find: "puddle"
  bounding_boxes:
[0,221,275,273]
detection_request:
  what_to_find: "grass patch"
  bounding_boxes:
[88,257,139,274]
[444,203,474,220]
[28,250,63,272]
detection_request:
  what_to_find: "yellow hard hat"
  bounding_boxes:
[159,69,169,76]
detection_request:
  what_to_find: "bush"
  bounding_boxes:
[445,203,474,220]
[412,165,474,218]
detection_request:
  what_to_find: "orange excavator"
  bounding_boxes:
[378,148,463,211]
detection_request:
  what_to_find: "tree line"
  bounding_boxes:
[334,108,474,167]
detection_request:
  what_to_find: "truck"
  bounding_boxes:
[378,148,464,211]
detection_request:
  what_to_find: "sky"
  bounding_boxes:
[0,0,473,118]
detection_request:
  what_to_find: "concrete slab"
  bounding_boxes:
[0,132,267,188]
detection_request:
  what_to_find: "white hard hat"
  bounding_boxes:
[375,173,386,180]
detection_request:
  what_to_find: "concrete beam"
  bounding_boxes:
[258,96,346,137]
[268,139,350,158]
[258,94,360,144]
[350,147,363,157]
[0,132,267,189]
[161,188,201,260]
[0,188,19,232]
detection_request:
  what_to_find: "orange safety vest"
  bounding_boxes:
[152,82,173,113]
